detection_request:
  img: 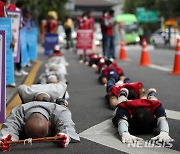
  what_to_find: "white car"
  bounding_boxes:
[150,28,179,47]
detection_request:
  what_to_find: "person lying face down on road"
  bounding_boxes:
[112,88,174,143]
[48,45,69,67]
[85,53,104,68]
[99,62,125,86]
[33,92,69,107]
[96,57,117,74]
[18,81,69,104]
[39,64,68,84]
[0,92,80,152]
[39,72,65,84]
[105,78,145,109]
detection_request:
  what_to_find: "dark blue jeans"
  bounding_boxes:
[106,78,116,92]
[104,35,115,59]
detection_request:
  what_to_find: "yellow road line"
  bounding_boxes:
[6,60,42,117]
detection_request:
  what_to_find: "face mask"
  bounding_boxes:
[83,16,87,20]
[104,13,108,17]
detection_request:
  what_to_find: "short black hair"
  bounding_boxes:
[16,1,24,8]
[131,108,155,134]
[109,9,114,16]
[127,89,138,100]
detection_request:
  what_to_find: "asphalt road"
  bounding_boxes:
[4,44,180,154]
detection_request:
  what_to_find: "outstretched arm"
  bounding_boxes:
[118,119,143,143]
[0,106,24,141]
[54,106,80,142]
[151,116,174,142]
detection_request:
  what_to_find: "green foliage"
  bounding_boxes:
[16,0,68,24]
[123,0,180,42]
[124,0,180,20]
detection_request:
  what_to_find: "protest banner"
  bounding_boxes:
[44,33,58,55]
[20,26,29,67]
[7,10,21,63]
[76,29,93,55]
[0,18,15,85]
[0,31,6,123]
[26,27,38,60]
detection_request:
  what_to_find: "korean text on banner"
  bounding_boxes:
[76,29,93,55]
[0,31,6,123]
[26,27,38,60]
[0,18,15,85]
[20,26,29,67]
[7,10,21,63]
[44,33,58,55]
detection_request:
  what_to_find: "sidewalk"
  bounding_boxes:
[6,44,45,105]
[6,64,33,105]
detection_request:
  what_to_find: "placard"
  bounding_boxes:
[26,27,38,60]
[76,29,93,55]
[7,10,21,63]
[0,31,6,123]
[20,26,29,67]
[0,18,15,85]
[44,33,58,55]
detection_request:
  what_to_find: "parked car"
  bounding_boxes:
[150,28,180,47]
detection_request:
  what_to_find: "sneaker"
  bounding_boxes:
[85,61,89,65]
[26,62,32,67]
[115,80,123,86]
[65,62,70,66]
[7,82,16,87]
[147,88,157,100]
[119,88,129,98]
[92,64,97,68]
[20,69,28,75]
[15,70,22,76]
[79,60,84,64]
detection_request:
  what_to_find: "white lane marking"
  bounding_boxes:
[80,119,179,154]
[166,109,180,120]
[80,109,180,154]
[149,64,172,72]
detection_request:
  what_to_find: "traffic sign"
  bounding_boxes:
[136,7,159,23]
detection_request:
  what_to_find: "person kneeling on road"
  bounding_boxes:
[112,88,174,143]
[0,92,80,152]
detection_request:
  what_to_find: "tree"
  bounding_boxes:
[123,0,180,42]
[17,0,68,24]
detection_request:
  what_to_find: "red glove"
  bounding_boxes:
[0,134,12,152]
[56,133,70,148]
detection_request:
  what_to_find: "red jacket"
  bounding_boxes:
[98,61,117,74]
[49,53,63,58]
[78,17,91,30]
[102,64,123,77]
[110,82,143,97]
[117,99,162,116]
[100,15,108,34]
[104,16,113,36]
[0,1,16,17]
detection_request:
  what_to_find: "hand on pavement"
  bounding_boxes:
[151,132,174,142]
[121,132,143,143]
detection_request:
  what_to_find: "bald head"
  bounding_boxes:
[49,66,57,72]
[24,113,50,138]
[47,75,58,84]
[34,92,51,102]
